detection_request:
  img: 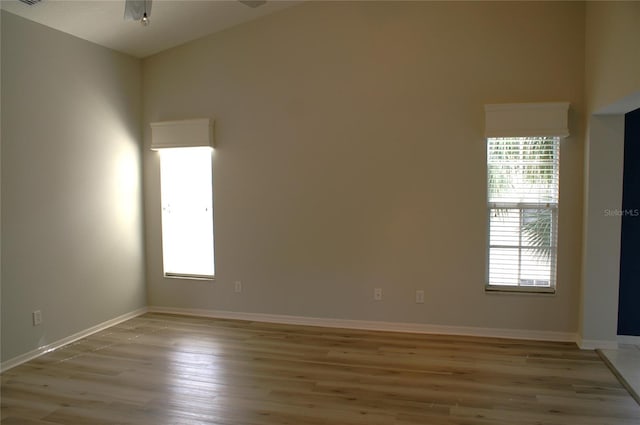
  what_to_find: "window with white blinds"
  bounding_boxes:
[151,118,215,280]
[487,137,559,293]
[159,147,215,279]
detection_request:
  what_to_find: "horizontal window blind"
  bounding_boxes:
[487,137,559,291]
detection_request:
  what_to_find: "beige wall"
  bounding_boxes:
[580,114,625,347]
[3,0,636,360]
[1,12,146,362]
[580,1,640,346]
[143,1,586,334]
[0,7,3,350]
[585,1,640,114]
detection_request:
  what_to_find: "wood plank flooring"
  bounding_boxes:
[2,312,640,424]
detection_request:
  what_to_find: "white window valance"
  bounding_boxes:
[150,118,214,150]
[484,102,570,138]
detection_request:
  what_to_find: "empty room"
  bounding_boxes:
[1,0,640,424]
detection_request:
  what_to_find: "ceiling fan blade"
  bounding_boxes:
[124,0,152,20]
[238,0,267,8]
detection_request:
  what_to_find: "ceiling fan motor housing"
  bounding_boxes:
[124,0,152,21]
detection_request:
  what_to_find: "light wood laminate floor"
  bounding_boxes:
[2,313,640,425]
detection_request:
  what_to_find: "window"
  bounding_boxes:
[151,118,215,280]
[159,147,215,279]
[486,136,559,293]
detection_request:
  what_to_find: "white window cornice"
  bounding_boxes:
[484,102,570,139]
[150,118,214,150]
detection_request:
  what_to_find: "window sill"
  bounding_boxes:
[485,285,555,295]
[164,273,215,281]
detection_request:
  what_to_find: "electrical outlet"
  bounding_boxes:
[32,310,42,326]
[416,290,425,304]
[234,281,242,293]
[374,288,383,301]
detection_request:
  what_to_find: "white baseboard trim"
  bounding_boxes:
[577,337,619,350]
[1,307,149,373]
[148,306,578,344]
[618,335,640,345]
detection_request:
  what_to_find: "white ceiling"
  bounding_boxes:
[1,0,299,58]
